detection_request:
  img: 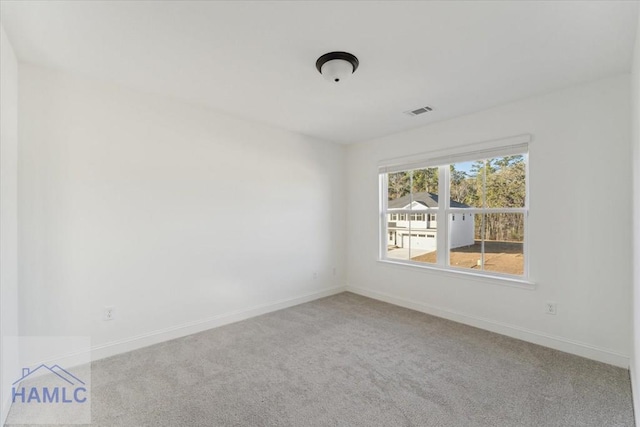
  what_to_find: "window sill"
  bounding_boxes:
[377,258,536,290]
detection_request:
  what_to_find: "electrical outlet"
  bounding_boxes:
[103,306,115,321]
[545,302,557,315]
[313,272,318,280]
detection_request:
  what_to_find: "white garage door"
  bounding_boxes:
[402,234,436,251]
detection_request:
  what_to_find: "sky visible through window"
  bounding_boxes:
[455,161,475,175]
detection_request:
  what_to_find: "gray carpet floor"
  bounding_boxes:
[8,292,635,426]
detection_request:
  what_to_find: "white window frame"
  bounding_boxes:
[378,134,532,286]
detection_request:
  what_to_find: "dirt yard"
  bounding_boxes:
[411,241,524,275]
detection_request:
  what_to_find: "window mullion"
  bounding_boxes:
[524,152,530,277]
[408,171,413,260]
[438,165,448,266]
[481,160,487,270]
[380,174,388,259]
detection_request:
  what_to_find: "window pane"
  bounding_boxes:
[485,155,526,208]
[386,228,410,261]
[386,198,410,260]
[411,167,439,200]
[448,213,524,275]
[387,171,410,203]
[448,213,481,270]
[408,215,438,265]
[483,213,524,275]
[406,166,438,260]
[450,161,482,208]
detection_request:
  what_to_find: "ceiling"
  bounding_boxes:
[1,1,638,144]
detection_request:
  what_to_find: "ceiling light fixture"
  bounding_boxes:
[315,51,359,83]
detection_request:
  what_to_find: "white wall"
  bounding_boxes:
[347,75,632,367]
[18,64,346,360]
[0,25,20,425]
[630,6,640,425]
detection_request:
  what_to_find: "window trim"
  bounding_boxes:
[377,257,536,288]
[379,134,530,173]
[378,134,532,286]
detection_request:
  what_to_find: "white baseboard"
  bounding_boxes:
[2,396,10,427]
[91,286,346,362]
[346,284,630,368]
[631,359,640,426]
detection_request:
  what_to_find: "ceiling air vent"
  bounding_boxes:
[405,106,434,116]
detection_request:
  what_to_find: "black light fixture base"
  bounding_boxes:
[315,51,359,74]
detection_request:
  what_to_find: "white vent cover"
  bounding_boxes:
[404,106,434,116]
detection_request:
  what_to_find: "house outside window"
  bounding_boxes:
[379,135,529,281]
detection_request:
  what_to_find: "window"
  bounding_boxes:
[379,136,529,280]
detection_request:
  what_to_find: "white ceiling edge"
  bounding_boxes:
[1,1,638,144]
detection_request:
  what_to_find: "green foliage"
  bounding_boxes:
[387,168,438,200]
[465,155,525,241]
[411,168,438,194]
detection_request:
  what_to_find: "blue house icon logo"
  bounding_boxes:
[12,365,87,404]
